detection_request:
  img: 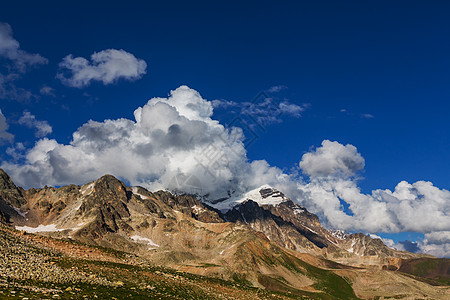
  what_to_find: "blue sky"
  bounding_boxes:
[1,1,449,256]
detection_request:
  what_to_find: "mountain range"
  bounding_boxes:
[0,168,449,299]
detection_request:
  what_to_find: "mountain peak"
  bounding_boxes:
[205,184,290,212]
[240,185,289,206]
[96,174,123,184]
[88,174,129,204]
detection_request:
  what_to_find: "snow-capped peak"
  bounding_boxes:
[206,185,289,212]
[238,185,288,206]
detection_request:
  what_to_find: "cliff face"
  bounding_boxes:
[0,169,27,223]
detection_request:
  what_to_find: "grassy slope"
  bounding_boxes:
[398,258,450,285]
[233,238,359,299]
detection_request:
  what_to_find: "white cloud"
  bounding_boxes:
[0,22,48,72]
[278,101,308,117]
[424,231,450,245]
[419,232,450,257]
[385,232,450,258]
[0,73,33,102]
[2,86,275,200]
[213,96,308,127]
[57,49,147,88]
[267,85,287,93]
[0,23,47,102]
[361,113,374,119]
[241,97,306,126]
[296,141,450,257]
[6,142,25,161]
[211,99,238,109]
[18,111,52,137]
[298,164,450,235]
[0,109,13,143]
[39,85,55,97]
[299,140,365,178]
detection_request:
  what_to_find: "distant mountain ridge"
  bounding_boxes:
[0,168,449,299]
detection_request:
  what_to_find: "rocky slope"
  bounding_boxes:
[0,223,299,299]
[0,168,449,299]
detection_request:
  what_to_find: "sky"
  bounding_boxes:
[0,1,449,257]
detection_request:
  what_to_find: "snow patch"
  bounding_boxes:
[16,224,64,233]
[132,187,149,199]
[329,229,348,240]
[293,208,304,215]
[191,205,206,214]
[304,226,318,234]
[347,239,357,253]
[80,182,94,196]
[238,185,287,206]
[326,237,338,246]
[70,222,85,231]
[208,185,288,212]
[131,235,159,248]
[10,205,27,217]
[73,201,82,211]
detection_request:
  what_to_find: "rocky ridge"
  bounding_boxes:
[0,169,449,299]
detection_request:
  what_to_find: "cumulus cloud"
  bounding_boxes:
[18,111,52,137]
[296,141,450,257]
[0,109,14,143]
[2,86,449,257]
[57,49,147,88]
[2,86,283,200]
[299,140,365,178]
[298,165,450,234]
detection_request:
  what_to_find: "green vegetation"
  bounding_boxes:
[257,251,359,299]
[399,258,450,286]
[232,273,252,286]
